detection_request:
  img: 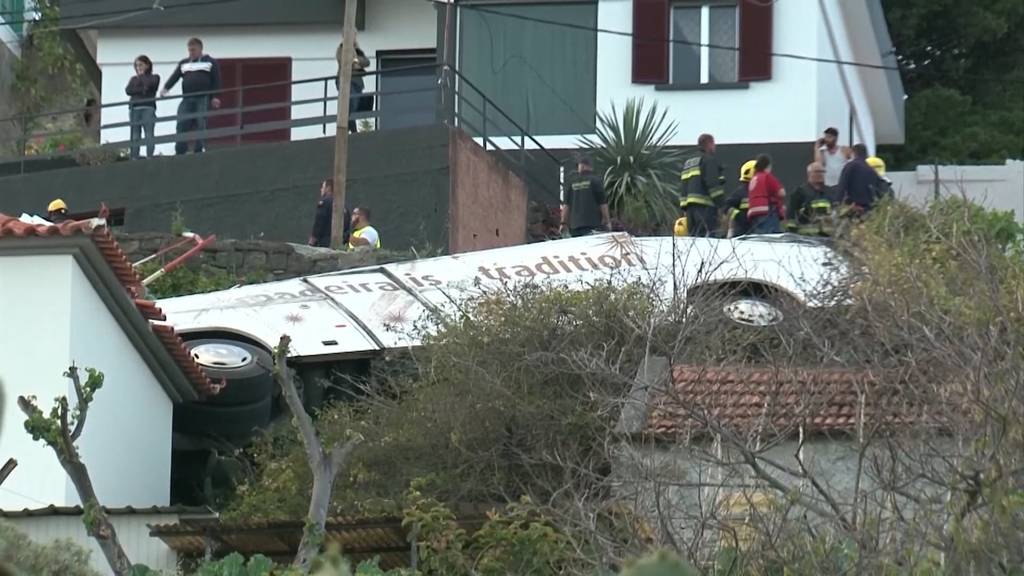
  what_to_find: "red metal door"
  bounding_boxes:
[206,58,292,147]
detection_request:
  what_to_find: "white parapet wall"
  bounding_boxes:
[889,160,1024,222]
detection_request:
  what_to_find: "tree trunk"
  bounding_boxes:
[294,458,337,571]
[60,453,133,576]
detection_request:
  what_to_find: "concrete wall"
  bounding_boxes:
[507,141,818,208]
[889,160,1024,222]
[615,436,943,547]
[93,0,438,153]
[448,129,527,253]
[0,254,174,509]
[118,233,419,283]
[6,513,184,574]
[0,255,74,510]
[0,125,453,251]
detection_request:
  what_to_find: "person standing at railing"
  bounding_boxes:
[160,37,221,154]
[336,37,371,134]
[125,55,160,159]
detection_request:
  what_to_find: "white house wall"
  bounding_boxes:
[67,261,173,507]
[817,0,877,152]
[592,0,829,151]
[0,255,74,510]
[94,0,437,154]
[6,513,182,574]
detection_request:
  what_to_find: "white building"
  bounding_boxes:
[0,214,217,574]
[0,214,212,510]
[1,506,216,574]
[69,0,902,156]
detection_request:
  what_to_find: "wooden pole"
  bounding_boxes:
[331,0,359,249]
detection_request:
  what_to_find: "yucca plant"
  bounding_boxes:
[579,99,683,234]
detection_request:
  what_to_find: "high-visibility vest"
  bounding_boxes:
[347,226,381,250]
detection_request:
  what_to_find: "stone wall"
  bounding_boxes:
[117,233,418,283]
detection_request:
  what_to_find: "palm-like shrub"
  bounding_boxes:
[579,99,682,234]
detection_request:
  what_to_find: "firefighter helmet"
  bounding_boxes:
[47,199,68,213]
[739,160,757,182]
[866,156,886,176]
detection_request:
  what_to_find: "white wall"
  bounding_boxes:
[7,513,183,574]
[889,160,1024,222]
[591,0,827,151]
[0,255,74,510]
[0,254,173,509]
[94,0,437,154]
[67,261,173,507]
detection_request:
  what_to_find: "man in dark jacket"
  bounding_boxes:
[560,155,609,237]
[161,37,221,155]
[838,144,882,217]
[309,179,350,248]
[787,162,836,236]
[681,133,726,237]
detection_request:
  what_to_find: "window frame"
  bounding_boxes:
[668,0,740,87]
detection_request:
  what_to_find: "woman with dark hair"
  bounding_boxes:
[746,154,787,234]
[125,55,160,158]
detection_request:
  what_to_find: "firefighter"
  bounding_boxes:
[786,162,836,236]
[680,133,726,237]
[867,156,893,201]
[724,159,756,238]
[47,199,70,223]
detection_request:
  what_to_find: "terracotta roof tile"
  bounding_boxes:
[648,366,922,437]
[0,213,211,396]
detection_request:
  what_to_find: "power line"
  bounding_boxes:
[0,0,242,28]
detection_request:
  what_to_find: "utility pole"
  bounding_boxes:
[331,0,359,249]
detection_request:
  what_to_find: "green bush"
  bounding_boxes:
[0,521,101,576]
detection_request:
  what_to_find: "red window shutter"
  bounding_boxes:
[738,0,773,81]
[632,0,669,84]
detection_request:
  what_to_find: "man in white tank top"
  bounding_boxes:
[815,127,850,189]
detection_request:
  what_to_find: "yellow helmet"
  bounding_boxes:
[739,160,757,182]
[673,217,688,237]
[866,156,886,176]
[47,198,68,213]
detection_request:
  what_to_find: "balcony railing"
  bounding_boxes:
[0,64,563,203]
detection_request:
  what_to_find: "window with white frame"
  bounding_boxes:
[670,2,739,85]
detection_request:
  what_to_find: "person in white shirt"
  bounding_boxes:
[814,127,851,189]
[347,207,380,250]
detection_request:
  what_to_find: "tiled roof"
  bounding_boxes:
[649,366,921,437]
[0,214,214,396]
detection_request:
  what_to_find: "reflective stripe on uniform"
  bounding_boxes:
[680,168,701,181]
[810,199,832,210]
[682,194,715,207]
[709,187,725,199]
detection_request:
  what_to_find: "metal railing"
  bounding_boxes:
[0,63,563,201]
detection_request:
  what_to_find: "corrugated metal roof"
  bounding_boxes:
[150,515,485,570]
[0,505,215,518]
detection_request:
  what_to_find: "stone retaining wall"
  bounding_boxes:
[117,233,418,282]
